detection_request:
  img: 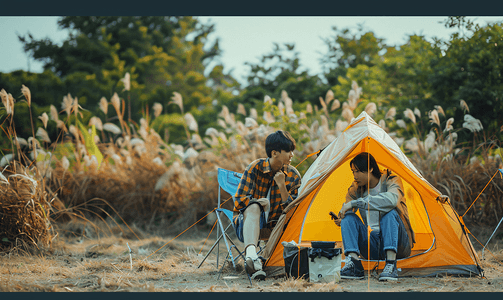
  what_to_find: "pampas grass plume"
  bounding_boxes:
[463,114,483,132]
[378,119,387,130]
[99,97,108,115]
[365,102,377,116]
[325,89,334,104]
[103,123,122,135]
[111,92,121,115]
[62,93,74,116]
[205,127,219,136]
[404,108,416,124]
[428,110,440,127]
[50,105,59,122]
[414,107,421,118]
[36,127,51,143]
[121,72,131,92]
[56,120,68,132]
[444,117,454,132]
[396,119,407,129]
[278,101,285,115]
[306,103,313,114]
[170,92,184,113]
[250,108,258,120]
[237,103,246,116]
[319,97,328,114]
[14,137,28,147]
[7,93,14,115]
[331,99,340,111]
[38,112,49,129]
[435,105,445,117]
[460,100,470,113]
[184,113,198,132]
[153,102,163,118]
[0,89,8,110]
[89,116,103,131]
[405,137,419,153]
[217,119,226,129]
[245,117,258,129]
[385,107,396,120]
[263,111,275,124]
[62,156,70,171]
[21,84,31,107]
[264,95,273,105]
[342,108,354,123]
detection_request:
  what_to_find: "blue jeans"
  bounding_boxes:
[233,202,267,243]
[340,209,411,260]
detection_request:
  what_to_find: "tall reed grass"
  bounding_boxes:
[1,81,502,251]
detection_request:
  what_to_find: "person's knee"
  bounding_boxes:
[383,209,399,219]
[243,202,261,219]
[340,213,358,227]
[380,209,399,225]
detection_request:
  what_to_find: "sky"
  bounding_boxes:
[1,16,502,87]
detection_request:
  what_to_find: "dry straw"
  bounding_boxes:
[0,162,54,251]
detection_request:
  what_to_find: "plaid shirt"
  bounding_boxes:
[233,158,302,223]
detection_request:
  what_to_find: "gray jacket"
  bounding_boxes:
[345,169,415,247]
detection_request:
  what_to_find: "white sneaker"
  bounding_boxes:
[245,257,266,280]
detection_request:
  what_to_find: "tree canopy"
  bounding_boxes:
[15,16,239,120]
[1,16,502,147]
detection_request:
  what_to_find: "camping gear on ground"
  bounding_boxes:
[283,241,309,279]
[262,111,483,278]
[283,241,342,283]
[308,244,342,283]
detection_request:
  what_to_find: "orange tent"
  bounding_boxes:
[263,111,482,277]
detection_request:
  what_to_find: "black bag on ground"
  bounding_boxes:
[283,241,341,281]
[283,246,309,279]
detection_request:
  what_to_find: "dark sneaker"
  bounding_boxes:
[245,257,266,280]
[379,260,398,281]
[340,256,365,279]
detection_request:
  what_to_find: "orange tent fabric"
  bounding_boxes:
[263,112,482,277]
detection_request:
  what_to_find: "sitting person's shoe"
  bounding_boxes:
[340,256,365,279]
[379,260,398,281]
[245,256,266,280]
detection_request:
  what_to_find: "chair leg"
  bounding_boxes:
[197,231,226,269]
[216,213,237,268]
[197,221,234,269]
[217,244,251,286]
[224,232,245,263]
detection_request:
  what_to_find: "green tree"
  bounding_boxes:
[428,18,503,137]
[320,25,385,87]
[18,16,237,124]
[234,43,328,117]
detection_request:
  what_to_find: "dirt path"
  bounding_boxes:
[1,231,503,292]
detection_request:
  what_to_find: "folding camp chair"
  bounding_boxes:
[197,168,246,272]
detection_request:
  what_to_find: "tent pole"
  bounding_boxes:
[482,216,503,259]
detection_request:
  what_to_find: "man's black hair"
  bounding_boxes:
[350,152,382,179]
[265,130,296,158]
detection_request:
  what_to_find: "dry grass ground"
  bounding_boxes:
[1,222,503,293]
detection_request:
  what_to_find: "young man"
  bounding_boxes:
[233,130,302,280]
[334,152,415,281]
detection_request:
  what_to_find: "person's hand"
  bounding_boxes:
[274,171,286,187]
[334,218,342,227]
[256,198,270,209]
[338,202,353,220]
